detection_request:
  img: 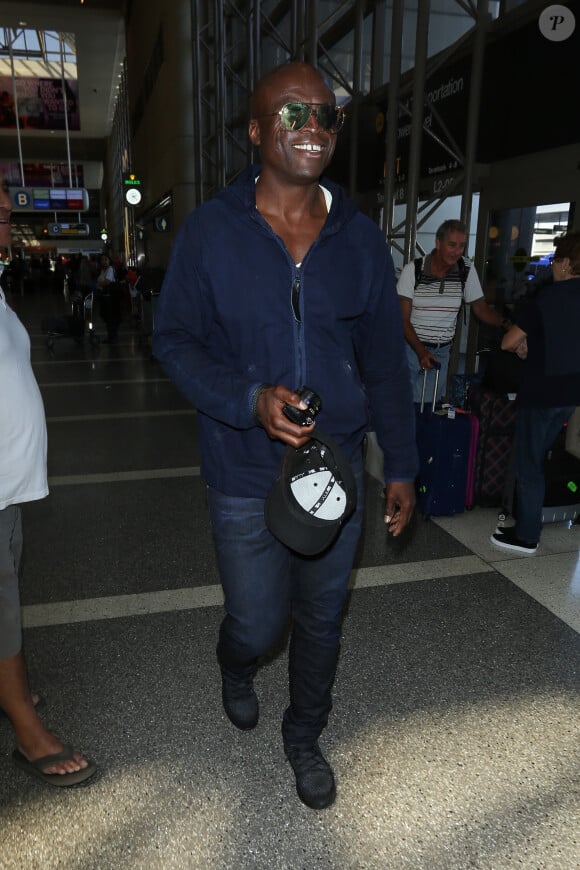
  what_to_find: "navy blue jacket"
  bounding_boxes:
[153,165,417,497]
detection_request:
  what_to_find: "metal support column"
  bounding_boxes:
[290,0,299,58]
[249,0,261,89]
[59,36,74,188]
[215,0,227,191]
[191,0,204,205]
[383,0,404,245]
[7,31,25,186]
[296,0,306,60]
[307,0,318,65]
[461,0,489,232]
[461,0,490,374]
[404,0,430,262]
[348,0,365,199]
[370,0,388,92]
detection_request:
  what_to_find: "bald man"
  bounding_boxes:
[154,62,417,809]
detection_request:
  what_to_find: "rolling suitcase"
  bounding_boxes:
[470,386,516,507]
[416,367,478,518]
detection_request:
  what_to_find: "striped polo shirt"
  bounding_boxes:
[397,253,483,344]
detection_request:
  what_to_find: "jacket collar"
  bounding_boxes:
[226,164,356,237]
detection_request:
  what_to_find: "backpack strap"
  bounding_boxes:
[413,257,424,290]
[457,256,470,292]
[456,256,472,325]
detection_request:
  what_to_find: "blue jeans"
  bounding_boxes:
[406,343,451,404]
[515,405,575,542]
[207,453,364,747]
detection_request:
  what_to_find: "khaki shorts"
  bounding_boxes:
[0,505,23,659]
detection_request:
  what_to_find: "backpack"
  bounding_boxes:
[414,256,470,292]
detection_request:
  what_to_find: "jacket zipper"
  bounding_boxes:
[291,267,302,323]
[291,265,304,385]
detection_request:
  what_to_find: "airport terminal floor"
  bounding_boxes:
[1,286,579,870]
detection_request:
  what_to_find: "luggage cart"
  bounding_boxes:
[83,291,100,346]
[139,287,160,356]
[44,291,100,351]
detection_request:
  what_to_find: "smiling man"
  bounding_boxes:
[397,219,509,402]
[153,62,417,810]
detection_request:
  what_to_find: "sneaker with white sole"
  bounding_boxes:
[491,526,538,554]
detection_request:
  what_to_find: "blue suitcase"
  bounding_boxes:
[416,367,475,518]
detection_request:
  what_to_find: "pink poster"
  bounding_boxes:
[0,76,80,130]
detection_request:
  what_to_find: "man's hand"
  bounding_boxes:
[417,348,439,370]
[384,481,416,537]
[254,384,315,448]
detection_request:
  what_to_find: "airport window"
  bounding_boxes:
[0,29,77,77]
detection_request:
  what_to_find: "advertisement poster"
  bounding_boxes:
[0,162,84,187]
[0,76,80,130]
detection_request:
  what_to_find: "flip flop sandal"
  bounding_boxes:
[12,745,97,787]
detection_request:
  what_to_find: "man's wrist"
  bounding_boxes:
[251,383,271,423]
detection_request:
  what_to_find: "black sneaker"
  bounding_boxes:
[221,675,259,730]
[285,742,336,810]
[491,527,538,554]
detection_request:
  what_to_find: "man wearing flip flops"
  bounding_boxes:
[0,176,96,787]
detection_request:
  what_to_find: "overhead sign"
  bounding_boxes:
[11,187,89,212]
[336,4,580,195]
[47,222,90,237]
[375,170,462,207]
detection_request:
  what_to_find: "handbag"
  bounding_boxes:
[565,407,580,460]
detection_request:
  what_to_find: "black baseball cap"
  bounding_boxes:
[265,429,357,556]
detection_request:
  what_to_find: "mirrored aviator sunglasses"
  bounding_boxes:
[277,102,345,133]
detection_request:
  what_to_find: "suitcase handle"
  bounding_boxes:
[419,361,441,414]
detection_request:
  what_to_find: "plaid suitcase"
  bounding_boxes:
[470,387,516,507]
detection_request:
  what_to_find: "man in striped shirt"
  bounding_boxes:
[397,219,508,402]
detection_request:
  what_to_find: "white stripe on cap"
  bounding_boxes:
[290,470,347,520]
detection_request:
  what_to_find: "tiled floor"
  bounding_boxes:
[434,508,580,632]
[0,289,578,870]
